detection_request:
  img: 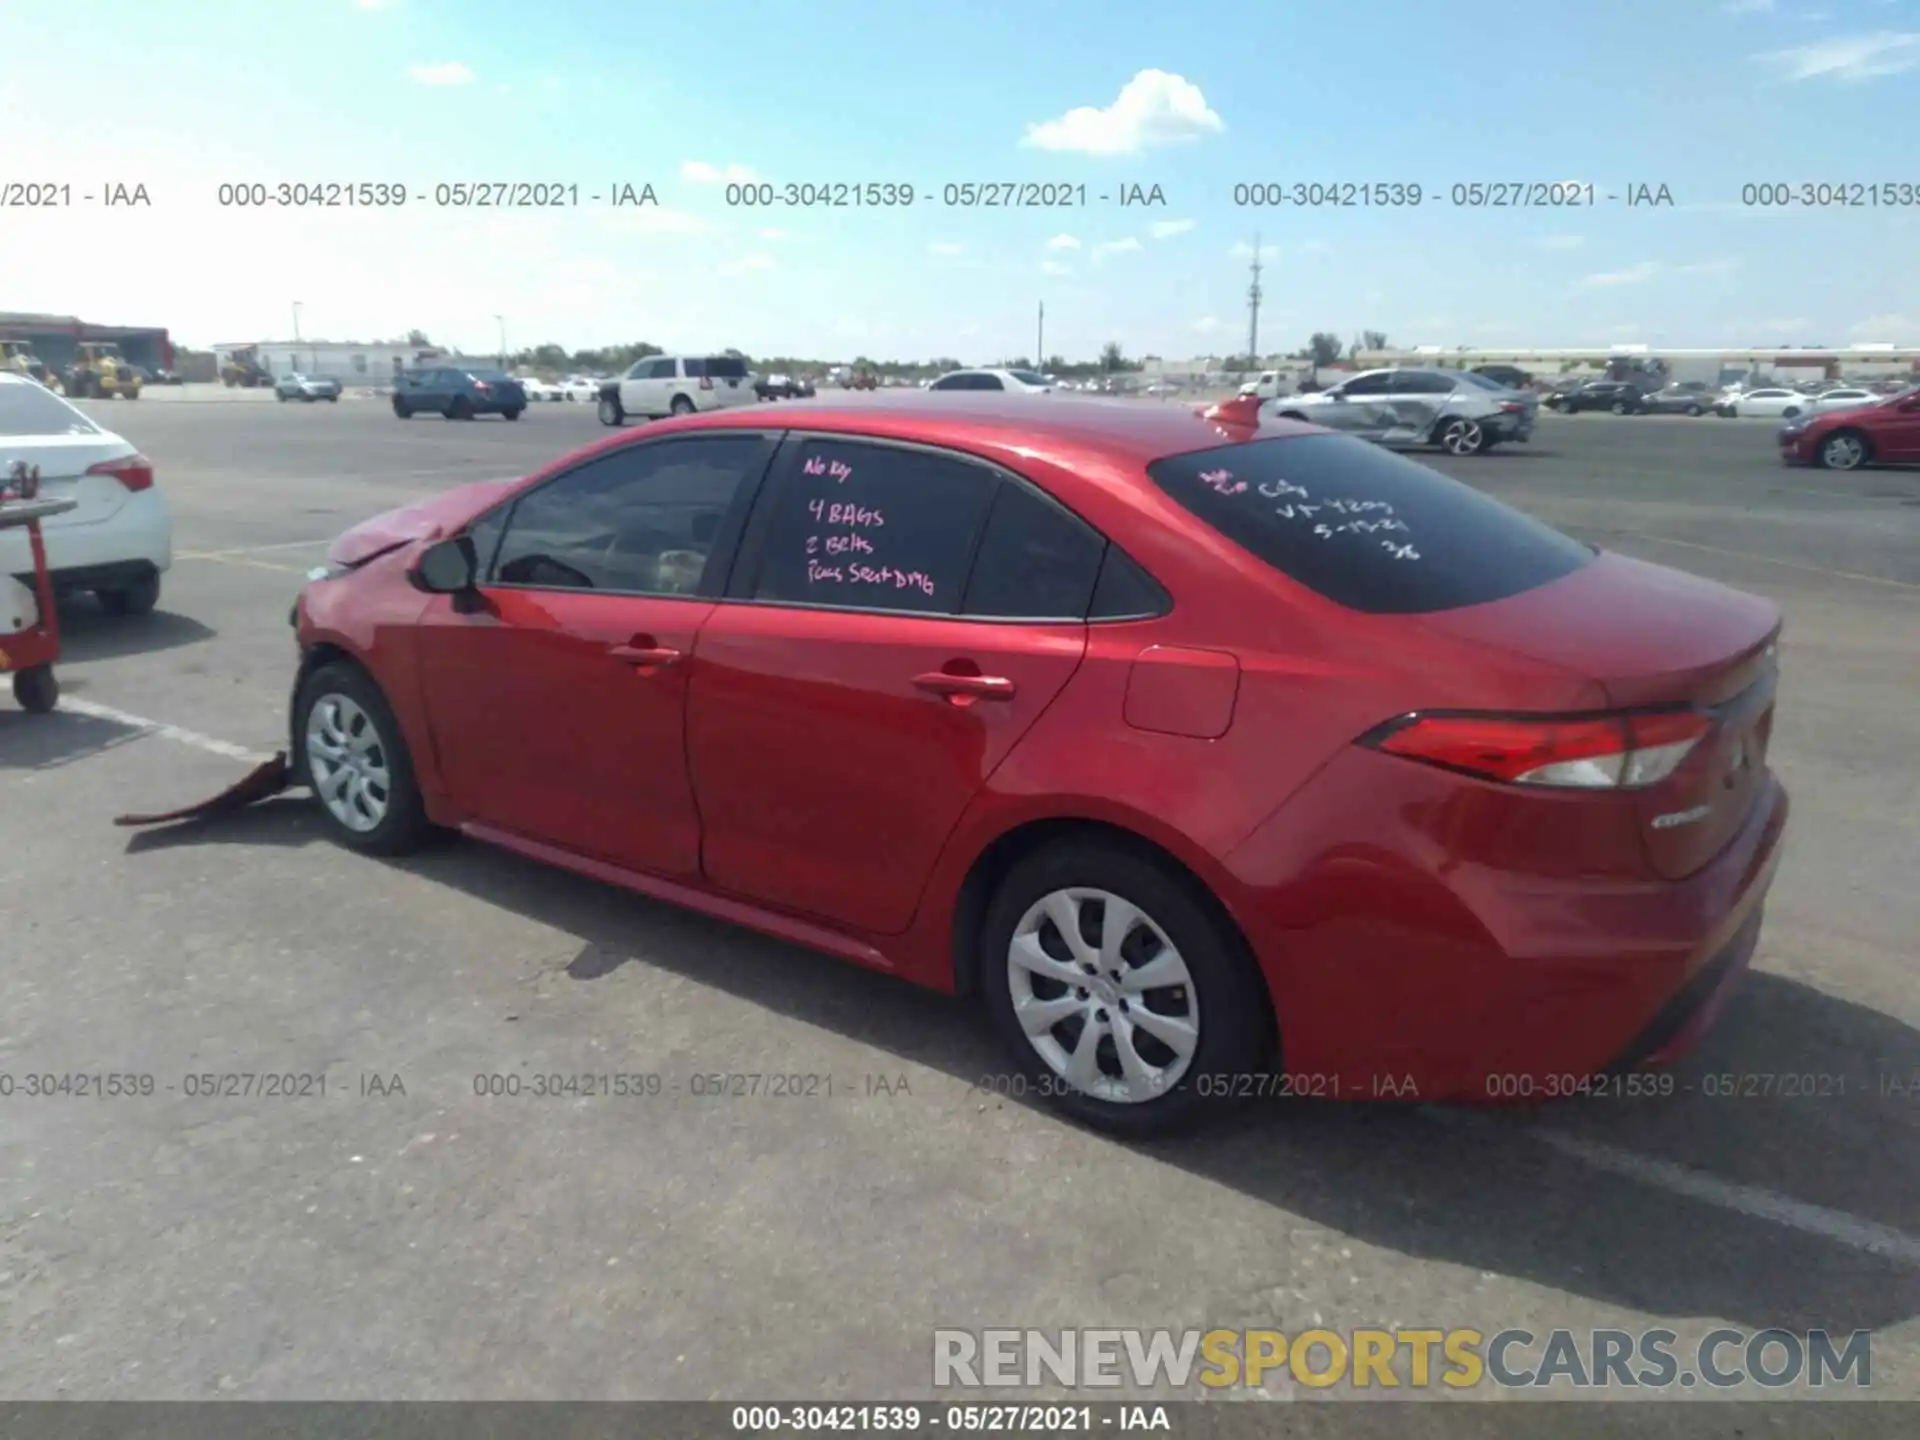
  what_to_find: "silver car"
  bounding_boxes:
[276,373,341,403]
[1268,367,1537,455]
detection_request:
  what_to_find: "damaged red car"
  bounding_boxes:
[285,392,1788,1134]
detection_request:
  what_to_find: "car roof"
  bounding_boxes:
[635,390,1322,469]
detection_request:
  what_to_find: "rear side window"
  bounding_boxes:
[749,438,995,614]
[702,355,749,380]
[962,481,1105,619]
[1146,434,1593,615]
[0,382,98,436]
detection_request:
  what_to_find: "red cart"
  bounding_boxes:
[1,463,77,714]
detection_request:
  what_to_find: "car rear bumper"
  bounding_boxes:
[1224,748,1790,1103]
[0,489,172,583]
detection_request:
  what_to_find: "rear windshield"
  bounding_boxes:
[699,355,749,380]
[1009,370,1052,387]
[1146,434,1594,615]
[467,369,512,382]
[0,382,99,438]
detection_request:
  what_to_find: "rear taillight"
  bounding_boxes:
[1500,402,1526,414]
[87,453,154,492]
[1363,709,1711,789]
[699,375,714,390]
[473,381,490,392]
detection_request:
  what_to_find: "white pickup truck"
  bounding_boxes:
[1238,370,1295,400]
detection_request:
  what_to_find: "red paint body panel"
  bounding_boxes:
[293,395,1791,1101]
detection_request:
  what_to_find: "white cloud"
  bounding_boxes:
[681,160,758,185]
[1021,69,1224,155]
[717,254,774,277]
[1750,317,1812,332]
[929,241,964,256]
[1677,257,1740,278]
[1094,238,1142,257]
[1756,31,1920,81]
[1192,316,1224,333]
[1539,234,1585,250]
[1045,234,1082,250]
[1579,261,1662,287]
[407,61,474,86]
[1040,260,1073,277]
[1849,313,1917,339]
[1722,0,1774,12]
[1229,240,1279,261]
[1294,239,1330,256]
[759,228,789,240]
[1148,218,1196,239]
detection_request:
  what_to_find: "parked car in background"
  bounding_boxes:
[1715,387,1813,419]
[1269,366,1536,455]
[1470,364,1533,390]
[756,373,802,400]
[1551,380,1647,414]
[1640,385,1713,416]
[391,366,527,421]
[1777,387,1920,471]
[559,375,599,402]
[277,373,342,403]
[287,391,1788,1135]
[517,376,563,402]
[926,368,1055,393]
[0,373,171,616]
[1804,387,1879,416]
[792,376,817,398]
[598,354,757,426]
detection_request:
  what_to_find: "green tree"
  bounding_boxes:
[1308,332,1343,366]
[1100,341,1126,373]
[1362,329,1389,352]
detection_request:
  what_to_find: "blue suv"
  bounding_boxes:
[392,366,527,421]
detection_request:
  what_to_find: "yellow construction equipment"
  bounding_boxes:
[220,346,273,388]
[63,342,143,400]
[1,341,53,386]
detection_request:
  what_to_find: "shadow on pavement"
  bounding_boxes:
[52,602,216,663]
[121,804,1920,1335]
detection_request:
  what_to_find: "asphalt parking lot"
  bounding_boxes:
[2,400,1916,1403]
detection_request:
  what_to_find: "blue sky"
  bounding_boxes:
[2,0,1916,361]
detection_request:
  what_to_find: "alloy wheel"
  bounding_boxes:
[1440,418,1484,455]
[1821,434,1866,471]
[305,693,392,833]
[1005,887,1200,1105]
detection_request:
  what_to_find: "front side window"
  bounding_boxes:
[749,439,997,615]
[489,435,764,595]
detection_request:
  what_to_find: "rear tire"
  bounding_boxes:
[12,665,57,714]
[979,840,1271,1138]
[447,396,472,421]
[327,394,338,403]
[1434,416,1488,456]
[1610,401,1628,415]
[1783,407,1801,419]
[278,390,289,402]
[294,662,434,856]
[97,574,160,617]
[669,394,695,416]
[502,407,522,421]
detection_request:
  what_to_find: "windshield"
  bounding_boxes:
[467,369,512,382]
[1146,434,1594,615]
[0,381,100,437]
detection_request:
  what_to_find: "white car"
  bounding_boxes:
[599,354,758,425]
[1238,369,1289,400]
[517,376,562,402]
[558,375,599,402]
[925,368,1055,393]
[1717,387,1817,419]
[0,373,171,617]
[1805,387,1879,415]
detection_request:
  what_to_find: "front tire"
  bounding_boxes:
[979,841,1270,1137]
[502,407,523,421]
[1817,430,1870,471]
[393,398,412,419]
[1783,407,1801,420]
[1610,401,1628,415]
[12,665,57,714]
[294,662,433,856]
[97,574,160,617]
[1686,405,1703,416]
[598,393,625,427]
[447,396,472,421]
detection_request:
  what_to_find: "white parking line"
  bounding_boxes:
[59,697,275,764]
[1425,1108,1920,1266]
[45,696,1920,1267]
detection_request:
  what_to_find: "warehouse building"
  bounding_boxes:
[0,311,175,373]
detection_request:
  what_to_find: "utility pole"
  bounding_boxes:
[1245,234,1263,369]
[292,301,302,373]
[1037,301,1044,371]
[494,314,506,368]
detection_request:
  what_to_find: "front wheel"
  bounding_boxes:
[598,394,625,426]
[326,394,338,403]
[294,662,434,856]
[979,841,1271,1137]
[502,407,522,421]
[1782,407,1801,420]
[392,398,412,419]
[12,665,57,714]
[1686,405,1703,416]
[1435,416,1487,456]
[1817,430,1870,471]
[278,391,289,402]
[447,396,472,421]
[1610,401,1628,415]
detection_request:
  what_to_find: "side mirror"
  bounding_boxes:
[411,535,478,594]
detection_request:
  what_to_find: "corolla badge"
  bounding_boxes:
[1651,804,1712,830]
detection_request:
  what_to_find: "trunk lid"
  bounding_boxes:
[1414,551,1782,879]
[1,433,140,528]
[326,478,518,566]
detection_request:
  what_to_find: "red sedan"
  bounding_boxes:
[289,393,1788,1134]
[1776,385,1920,470]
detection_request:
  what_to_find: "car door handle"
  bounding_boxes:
[609,642,683,667]
[912,671,1016,701]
